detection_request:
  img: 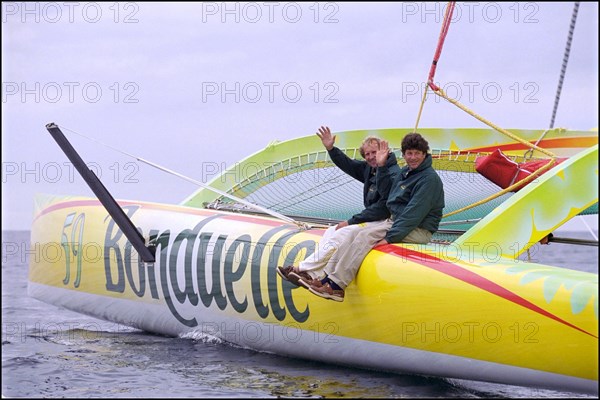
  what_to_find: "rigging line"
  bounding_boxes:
[523,128,551,161]
[549,2,580,130]
[439,218,482,226]
[413,82,429,133]
[427,1,455,91]
[579,214,598,241]
[59,125,309,230]
[419,1,561,219]
[415,1,455,132]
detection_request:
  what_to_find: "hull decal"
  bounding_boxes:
[380,245,597,338]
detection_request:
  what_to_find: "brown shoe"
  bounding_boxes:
[288,270,316,287]
[307,282,344,302]
[296,275,324,290]
[276,266,294,282]
[277,265,311,287]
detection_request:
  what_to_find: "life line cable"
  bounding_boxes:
[524,3,579,161]
[59,125,310,231]
[550,2,580,131]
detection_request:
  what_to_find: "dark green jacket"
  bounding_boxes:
[377,154,445,243]
[328,147,397,225]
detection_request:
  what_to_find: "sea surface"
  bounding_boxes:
[2,230,597,398]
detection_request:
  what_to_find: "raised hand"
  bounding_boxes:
[376,140,390,167]
[316,126,336,150]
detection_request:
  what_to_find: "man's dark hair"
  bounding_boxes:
[401,133,429,154]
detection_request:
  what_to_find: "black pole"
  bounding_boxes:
[46,123,155,262]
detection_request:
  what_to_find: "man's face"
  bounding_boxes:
[362,142,379,168]
[403,149,426,170]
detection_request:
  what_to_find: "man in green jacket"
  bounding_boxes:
[280,131,443,302]
[277,126,397,302]
[375,132,445,246]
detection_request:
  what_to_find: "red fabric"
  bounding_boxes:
[520,158,566,174]
[475,149,520,189]
[475,149,566,192]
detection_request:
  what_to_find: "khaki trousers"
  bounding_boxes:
[298,220,432,289]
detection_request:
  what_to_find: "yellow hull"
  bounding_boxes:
[29,194,598,394]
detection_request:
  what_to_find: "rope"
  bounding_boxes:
[427,2,455,91]
[417,1,562,219]
[443,158,556,218]
[59,125,310,231]
[433,87,558,218]
[413,84,429,133]
[415,1,455,132]
[549,2,579,130]
[432,89,557,159]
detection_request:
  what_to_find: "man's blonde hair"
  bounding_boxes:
[359,136,381,158]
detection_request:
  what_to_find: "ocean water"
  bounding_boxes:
[2,230,597,398]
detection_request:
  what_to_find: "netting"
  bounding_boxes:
[204,144,597,242]
[207,147,569,237]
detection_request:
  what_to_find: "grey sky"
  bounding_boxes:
[2,2,598,232]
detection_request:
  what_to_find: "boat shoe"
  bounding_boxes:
[307,282,345,302]
[294,274,324,290]
[277,265,312,287]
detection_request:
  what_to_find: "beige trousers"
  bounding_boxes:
[298,220,432,289]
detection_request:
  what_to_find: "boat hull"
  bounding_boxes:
[28,194,598,394]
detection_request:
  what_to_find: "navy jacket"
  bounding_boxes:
[377,154,445,243]
[327,147,397,225]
